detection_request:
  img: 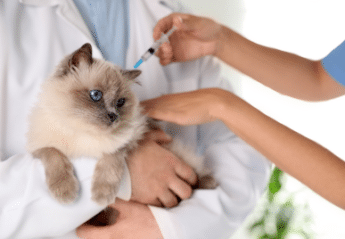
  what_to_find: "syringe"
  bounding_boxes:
[134,25,177,68]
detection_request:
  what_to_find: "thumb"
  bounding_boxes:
[153,13,188,41]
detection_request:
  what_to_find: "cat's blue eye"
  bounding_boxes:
[116,98,126,108]
[90,90,102,102]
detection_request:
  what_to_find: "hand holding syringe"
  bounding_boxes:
[134,25,177,68]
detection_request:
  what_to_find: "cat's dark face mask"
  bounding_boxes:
[55,43,142,132]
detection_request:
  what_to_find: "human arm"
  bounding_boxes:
[154,13,345,101]
[76,133,198,238]
[78,53,271,239]
[142,87,345,209]
[76,199,163,239]
[0,129,196,238]
[77,119,271,239]
[127,129,198,208]
[0,154,118,238]
[146,55,271,239]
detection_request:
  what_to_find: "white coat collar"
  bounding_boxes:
[19,0,101,59]
[19,0,177,47]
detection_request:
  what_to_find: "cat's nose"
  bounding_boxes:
[108,113,118,122]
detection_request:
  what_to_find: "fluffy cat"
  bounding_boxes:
[26,43,215,210]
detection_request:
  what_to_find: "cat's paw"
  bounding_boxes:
[91,181,120,206]
[197,175,218,189]
[49,174,80,204]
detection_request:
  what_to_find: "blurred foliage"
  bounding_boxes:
[249,167,313,239]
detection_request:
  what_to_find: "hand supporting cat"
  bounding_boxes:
[27,43,146,205]
[26,43,216,211]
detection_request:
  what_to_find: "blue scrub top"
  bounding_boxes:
[72,0,129,68]
[322,40,345,86]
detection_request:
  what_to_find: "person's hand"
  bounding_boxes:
[127,129,198,208]
[142,88,231,126]
[153,13,222,65]
[76,199,163,239]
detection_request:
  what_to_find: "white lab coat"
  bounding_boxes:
[0,0,271,238]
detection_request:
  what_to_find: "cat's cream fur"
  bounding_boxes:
[27,54,146,159]
[26,43,215,208]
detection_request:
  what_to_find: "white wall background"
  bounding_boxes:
[180,0,345,238]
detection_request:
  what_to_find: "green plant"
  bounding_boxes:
[249,167,313,239]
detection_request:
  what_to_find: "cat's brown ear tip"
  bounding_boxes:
[80,43,92,55]
[69,43,93,68]
[121,69,142,81]
[131,69,142,78]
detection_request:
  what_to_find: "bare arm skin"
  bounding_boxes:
[142,88,345,209]
[127,129,197,208]
[77,199,163,239]
[154,13,345,101]
[214,89,345,209]
[77,12,345,238]
[77,131,197,238]
[215,26,345,101]
[147,13,345,208]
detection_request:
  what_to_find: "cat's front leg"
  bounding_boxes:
[33,147,79,203]
[91,150,126,205]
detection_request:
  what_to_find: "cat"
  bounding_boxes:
[26,43,216,218]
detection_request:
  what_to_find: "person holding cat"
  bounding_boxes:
[142,13,345,209]
[1,1,271,239]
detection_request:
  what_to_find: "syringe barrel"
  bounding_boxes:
[141,51,152,61]
[139,26,176,63]
[152,35,168,49]
[141,36,168,61]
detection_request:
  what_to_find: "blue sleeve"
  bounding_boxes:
[321,40,345,86]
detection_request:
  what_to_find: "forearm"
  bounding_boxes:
[215,26,325,101]
[215,91,345,209]
[0,154,131,238]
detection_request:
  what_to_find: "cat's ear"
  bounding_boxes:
[121,69,142,84]
[69,43,93,68]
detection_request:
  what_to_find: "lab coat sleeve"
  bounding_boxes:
[0,153,131,239]
[149,57,272,239]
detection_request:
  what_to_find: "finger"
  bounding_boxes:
[155,49,167,65]
[160,42,171,53]
[155,48,172,66]
[148,108,182,124]
[145,129,172,144]
[159,190,179,208]
[163,47,174,64]
[134,197,162,207]
[153,13,187,40]
[141,97,185,123]
[156,42,173,65]
[155,47,162,58]
[153,15,174,41]
[141,98,172,117]
[152,198,164,207]
[160,58,172,66]
[154,42,169,57]
[140,98,158,114]
[175,161,198,186]
[161,42,173,58]
[169,178,193,200]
